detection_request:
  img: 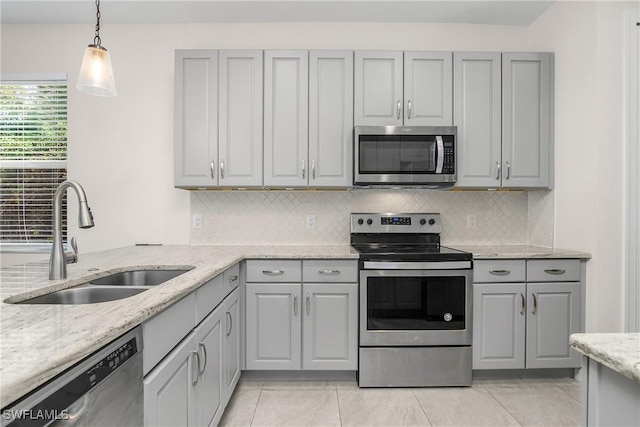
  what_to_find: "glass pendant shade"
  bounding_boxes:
[77,45,117,97]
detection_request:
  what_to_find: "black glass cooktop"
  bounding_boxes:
[351,243,472,262]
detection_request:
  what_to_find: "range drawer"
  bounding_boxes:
[303,260,358,283]
[474,260,526,283]
[246,260,302,282]
[527,259,581,282]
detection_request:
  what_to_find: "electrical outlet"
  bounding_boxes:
[306,214,316,229]
[467,214,476,228]
[192,214,202,229]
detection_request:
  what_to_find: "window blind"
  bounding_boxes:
[0,78,68,248]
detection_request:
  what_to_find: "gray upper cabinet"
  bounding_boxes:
[218,50,263,187]
[264,50,309,187]
[355,51,403,126]
[404,52,453,126]
[454,52,502,188]
[309,50,354,187]
[502,53,553,188]
[455,52,553,189]
[354,51,452,126]
[174,50,218,188]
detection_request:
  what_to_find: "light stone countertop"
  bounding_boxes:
[0,244,359,409]
[570,333,640,383]
[450,244,591,259]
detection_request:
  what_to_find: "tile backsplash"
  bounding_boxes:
[191,189,554,246]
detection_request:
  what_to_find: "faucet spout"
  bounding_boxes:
[49,180,94,280]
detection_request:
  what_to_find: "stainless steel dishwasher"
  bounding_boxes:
[2,327,143,426]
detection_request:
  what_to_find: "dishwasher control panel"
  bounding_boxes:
[87,337,138,386]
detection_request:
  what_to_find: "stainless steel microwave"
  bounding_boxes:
[354,126,457,187]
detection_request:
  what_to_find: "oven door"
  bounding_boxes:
[360,268,472,346]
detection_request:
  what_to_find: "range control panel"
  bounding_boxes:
[351,213,441,234]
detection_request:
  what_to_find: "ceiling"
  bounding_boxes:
[0,0,555,25]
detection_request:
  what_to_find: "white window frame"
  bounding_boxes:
[0,73,68,253]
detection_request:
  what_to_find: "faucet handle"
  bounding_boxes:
[66,237,78,264]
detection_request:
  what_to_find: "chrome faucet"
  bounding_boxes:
[49,180,95,280]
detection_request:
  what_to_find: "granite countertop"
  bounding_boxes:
[0,244,358,409]
[570,333,640,383]
[451,244,591,260]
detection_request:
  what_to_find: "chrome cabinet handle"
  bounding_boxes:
[319,269,340,275]
[262,269,284,275]
[220,160,225,179]
[226,311,232,336]
[520,293,525,315]
[407,100,412,119]
[396,100,402,119]
[496,161,501,180]
[229,275,238,283]
[532,293,538,315]
[312,160,316,179]
[191,350,200,386]
[489,269,511,275]
[293,293,298,316]
[306,293,311,315]
[198,342,207,376]
[544,269,566,275]
[302,160,306,179]
[210,160,215,179]
[505,161,510,179]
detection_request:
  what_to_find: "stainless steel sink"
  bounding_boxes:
[89,269,189,286]
[16,285,147,304]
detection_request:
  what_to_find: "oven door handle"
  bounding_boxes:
[363,260,472,270]
[435,136,444,174]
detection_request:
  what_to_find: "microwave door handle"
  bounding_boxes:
[435,136,444,174]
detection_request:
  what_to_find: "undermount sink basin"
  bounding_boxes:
[14,268,191,305]
[88,269,189,286]
[16,285,147,305]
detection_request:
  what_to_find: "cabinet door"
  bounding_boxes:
[246,283,302,370]
[223,288,241,405]
[354,51,403,126]
[502,53,552,188]
[404,51,452,126]
[144,332,197,426]
[526,282,581,369]
[454,52,502,188]
[195,304,224,427]
[264,50,309,187]
[302,283,358,370]
[218,50,263,187]
[174,50,218,188]
[472,283,526,370]
[309,50,354,187]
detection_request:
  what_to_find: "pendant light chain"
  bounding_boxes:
[93,0,102,48]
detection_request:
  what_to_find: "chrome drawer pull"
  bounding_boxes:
[229,275,238,282]
[262,269,284,275]
[319,269,340,275]
[544,269,566,275]
[520,293,525,315]
[226,312,232,336]
[532,293,538,315]
[191,350,200,386]
[489,269,511,275]
[198,342,207,376]
[306,293,311,315]
[293,293,298,316]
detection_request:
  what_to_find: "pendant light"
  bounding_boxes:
[77,0,117,96]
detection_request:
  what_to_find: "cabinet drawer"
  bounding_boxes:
[196,274,225,324]
[143,292,196,375]
[474,260,526,283]
[527,259,580,282]
[246,260,302,282]
[223,263,241,292]
[303,260,358,283]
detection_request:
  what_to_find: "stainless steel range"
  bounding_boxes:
[351,213,473,387]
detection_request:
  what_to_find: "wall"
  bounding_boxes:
[528,1,638,332]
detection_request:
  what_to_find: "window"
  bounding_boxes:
[0,75,68,251]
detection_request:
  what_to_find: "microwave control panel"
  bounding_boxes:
[442,138,455,174]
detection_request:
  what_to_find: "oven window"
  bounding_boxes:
[358,135,436,174]
[366,276,466,330]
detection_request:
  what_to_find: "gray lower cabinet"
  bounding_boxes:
[454,52,553,189]
[245,259,358,371]
[223,287,241,403]
[473,259,581,370]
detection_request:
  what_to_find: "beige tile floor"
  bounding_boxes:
[220,378,581,427]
